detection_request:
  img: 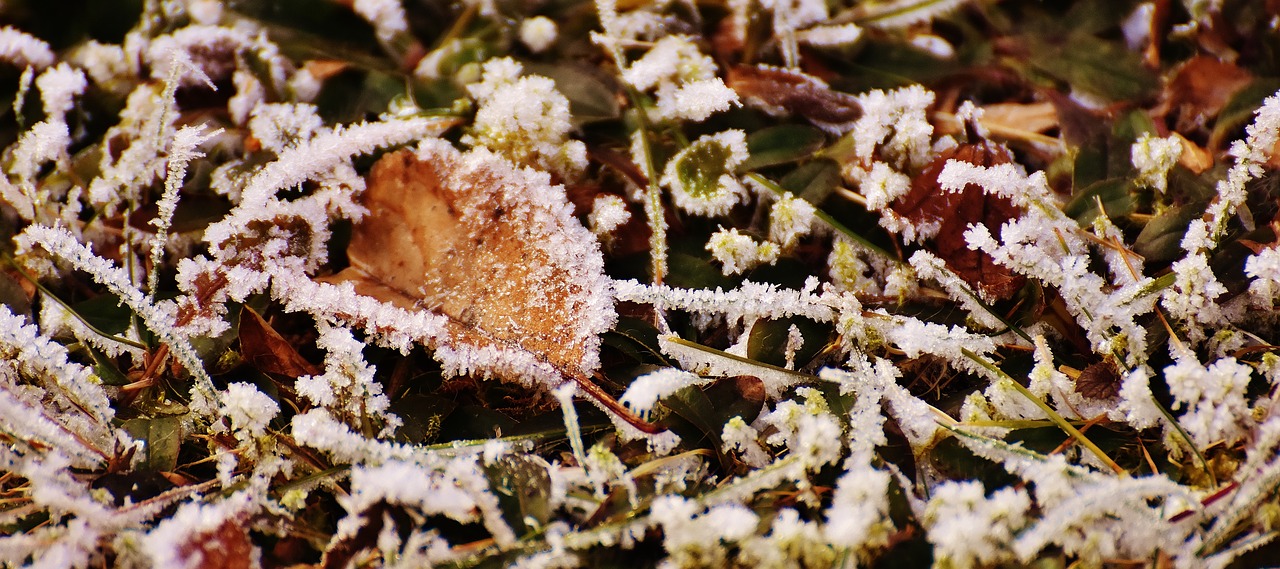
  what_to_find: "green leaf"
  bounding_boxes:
[484,452,553,536]
[602,317,669,365]
[1063,178,1136,225]
[1133,203,1206,263]
[746,317,829,369]
[1210,77,1280,150]
[122,414,183,472]
[781,159,842,204]
[743,125,826,170]
[87,345,130,387]
[1026,34,1158,103]
[71,294,132,336]
[672,137,735,199]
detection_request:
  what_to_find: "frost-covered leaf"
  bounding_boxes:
[661,130,749,217]
[327,142,616,385]
[892,140,1025,300]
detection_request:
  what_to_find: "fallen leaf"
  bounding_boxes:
[1157,55,1253,133]
[893,140,1026,300]
[327,141,617,389]
[1172,132,1213,174]
[239,306,321,378]
[1074,359,1120,399]
[726,64,862,132]
[980,102,1059,135]
[177,519,255,569]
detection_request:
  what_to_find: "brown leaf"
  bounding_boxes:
[177,519,255,569]
[325,142,616,385]
[1075,360,1121,400]
[238,306,321,378]
[726,65,862,131]
[893,141,1026,300]
[980,102,1059,135]
[1158,56,1253,132]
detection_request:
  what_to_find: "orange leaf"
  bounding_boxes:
[325,142,617,386]
[1158,55,1253,131]
[238,306,321,378]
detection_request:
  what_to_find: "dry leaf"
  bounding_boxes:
[980,102,1059,135]
[893,140,1026,300]
[1075,359,1121,400]
[327,141,617,386]
[176,519,255,569]
[239,306,321,378]
[1158,55,1253,132]
[726,64,862,132]
[1172,132,1213,174]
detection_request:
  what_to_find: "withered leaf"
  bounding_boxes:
[238,306,321,378]
[176,519,255,569]
[893,141,1026,300]
[1158,55,1253,133]
[1075,360,1121,400]
[326,142,616,386]
[726,65,862,132]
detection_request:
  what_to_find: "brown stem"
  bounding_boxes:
[569,372,665,434]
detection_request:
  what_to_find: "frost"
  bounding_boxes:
[588,194,631,239]
[768,192,817,248]
[925,481,1031,569]
[1244,246,1280,307]
[661,130,750,216]
[1131,132,1182,194]
[463,58,588,178]
[353,0,409,42]
[219,383,279,438]
[0,26,55,68]
[520,16,559,53]
[619,368,708,419]
[851,86,936,169]
[706,227,780,275]
[620,36,739,122]
[1165,351,1253,447]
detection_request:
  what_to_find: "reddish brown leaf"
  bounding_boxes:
[238,306,321,378]
[1158,55,1253,132]
[725,65,862,130]
[176,519,255,569]
[1075,360,1121,400]
[893,141,1026,300]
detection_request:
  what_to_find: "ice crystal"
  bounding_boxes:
[851,86,936,169]
[661,130,750,216]
[706,227,780,275]
[463,58,588,178]
[619,367,708,420]
[520,16,559,53]
[1131,132,1182,194]
[0,26,55,68]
